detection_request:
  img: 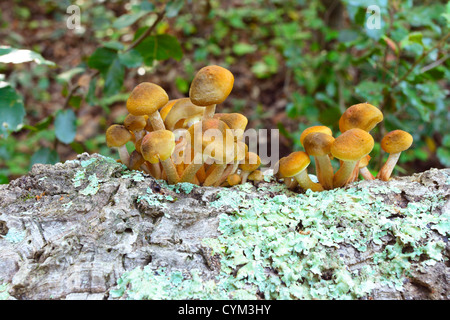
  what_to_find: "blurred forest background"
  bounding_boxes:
[0,0,449,184]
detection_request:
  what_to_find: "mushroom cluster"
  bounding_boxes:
[277,102,413,192]
[106,65,262,186]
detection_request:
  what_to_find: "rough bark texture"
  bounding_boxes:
[0,153,448,300]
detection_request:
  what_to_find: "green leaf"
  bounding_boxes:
[87,47,118,74]
[232,43,256,56]
[104,58,125,96]
[87,47,125,96]
[0,47,55,66]
[56,67,85,84]
[118,49,143,68]
[135,34,183,65]
[30,147,60,167]
[54,109,77,144]
[165,0,184,18]
[113,12,148,29]
[0,85,26,138]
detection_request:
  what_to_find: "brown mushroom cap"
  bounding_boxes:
[188,118,231,149]
[248,170,264,182]
[331,128,374,161]
[359,155,371,168]
[381,130,413,154]
[106,124,133,147]
[126,82,169,116]
[239,152,261,172]
[213,113,248,140]
[189,65,234,106]
[141,130,175,164]
[300,126,333,147]
[227,173,241,186]
[160,99,179,121]
[124,114,147,132]
[278,151,310,178]
[303,132,335,157]
[339,103,383,133]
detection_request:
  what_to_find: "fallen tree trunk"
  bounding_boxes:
[0,153,448,300]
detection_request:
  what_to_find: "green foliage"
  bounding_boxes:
[0,0,448,183]
[0,1,184,183]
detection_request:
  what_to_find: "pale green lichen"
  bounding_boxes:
[0,283,10,300]
[121,171,146,182]
[110,266,234,300]
[3,227,26,243]
[80,174,100,196]
[166,182,196,194]
[72,171,85,187]
[137,187,175,216]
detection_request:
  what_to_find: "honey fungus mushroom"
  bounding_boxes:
[278,151,324,192]
[331,128,374,188]
[339,102,383,133]
[303,132,335,190]
[377,130,413,181]
[141,130,179,184]
[189,65,234,120]
[127,82,168,131]
[106,124,133,167]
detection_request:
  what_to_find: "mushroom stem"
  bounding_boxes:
[147,162,161,179]
[202,105,216,120]
[215,163,235,186]
[148,112,166,131]
[160,157,180,184]
[180,162,204,183]
[360,167,375,180]
[203,164,226,186]
[117,145,130,167]
[284,177,298,190]
[333,160,358,188]
[240,170,251,184]
[377,152,401,181]
[293,170,324,192]
[315,155,334,190]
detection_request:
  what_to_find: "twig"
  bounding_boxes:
[126,10,166,52]
[391,32,450,88]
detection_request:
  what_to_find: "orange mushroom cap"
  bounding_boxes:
[141,130,175,164]
[381,130,413,154]
[189,65,234,106]
[300,126,333,147]
[339,102,383,133]
[126,82,168,116]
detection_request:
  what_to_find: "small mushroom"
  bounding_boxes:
[331,128,374,188]
[124,114,147,142]
[239,151,261,184]
[359,155,375,181]
[128,150,146,171]
[300,126,333,147]
[248,170,264,186]
[189,65,234,119]
[106,124,133,167]
[339,102,383,133]
[127,82,168,131]
[377,130,413,181]
[303,132,335,190]
[141,130,180,184]
[180,118,231,183]
[213,113,248,141]
[164,98,205,131]
[202,130,235,186]
[278,151,324,192]
[222,173,241,187]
